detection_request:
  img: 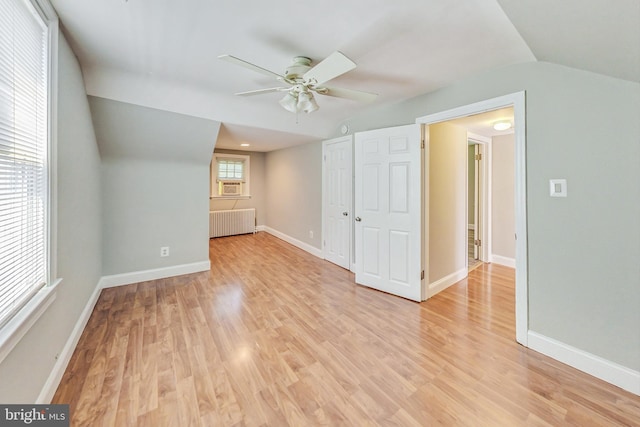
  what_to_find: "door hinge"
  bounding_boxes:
[421,270,425,280]
[475,153,482,160]
[421,138,425,149]
[475,239,482,246]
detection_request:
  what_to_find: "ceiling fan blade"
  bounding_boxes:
[235,87,289,96]
[319,86,378,103]
[218,54,284,79]
[303,51,356,85]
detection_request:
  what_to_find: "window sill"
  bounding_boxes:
[0,278,61,364]
[210,195,252,200]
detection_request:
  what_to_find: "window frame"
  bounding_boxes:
[0,0,60,365]
[211,153,251,199]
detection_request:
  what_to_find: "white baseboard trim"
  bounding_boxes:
[491,254,516,268]
[98,260,211,289]
[37,280,103,403]
[528,331,640,396]
[37,259,212,402]
[256,225,266,232]
[263,226,323,259]
[428,267,468,297]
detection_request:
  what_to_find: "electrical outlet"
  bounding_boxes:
[309,230,314,239]
[160,246,170,257]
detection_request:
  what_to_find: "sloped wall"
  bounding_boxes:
[89,97,219,275]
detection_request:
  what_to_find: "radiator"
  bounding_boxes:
[209,208,256,238]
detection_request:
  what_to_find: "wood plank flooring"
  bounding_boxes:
[53,232,640,426]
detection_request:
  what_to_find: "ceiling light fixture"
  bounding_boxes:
[297,91,318,113]
[279,86,320,114]
[240,143,250,147]
[493,121,512,131]
[279,92,298,113]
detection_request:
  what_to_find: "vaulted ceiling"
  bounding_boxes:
[50,0,639,151]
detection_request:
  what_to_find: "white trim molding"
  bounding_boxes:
[416,91,528,346]
[528,331,640,396]
[0,279,61,366]
[263,227,323,259]
[428,267,468,297]
[98,261,211,289]
[491,254,516,268]
[37,280,102,403]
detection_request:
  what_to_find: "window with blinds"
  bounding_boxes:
[0,0,50,329]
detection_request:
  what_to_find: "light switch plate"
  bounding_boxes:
[549,179,567,197]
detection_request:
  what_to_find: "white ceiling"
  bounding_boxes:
[50,0,639,152]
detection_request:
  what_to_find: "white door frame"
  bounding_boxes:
[322,135,352,269]
[416,91,528,346]
[467,132,492,264]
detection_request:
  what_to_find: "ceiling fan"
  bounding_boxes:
[218,51,377,114]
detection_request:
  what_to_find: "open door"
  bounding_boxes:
[354,124,424,301]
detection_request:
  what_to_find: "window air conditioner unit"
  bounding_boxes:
[220,181,242,196]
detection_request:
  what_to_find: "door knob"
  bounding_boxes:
[342,212,348,216]
[355,217,361,222]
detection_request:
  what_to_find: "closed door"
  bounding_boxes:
[322,136,352,269]
[354,124,424,301]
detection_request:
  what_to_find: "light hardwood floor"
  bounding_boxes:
[53,232,640,426]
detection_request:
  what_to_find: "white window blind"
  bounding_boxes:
[217,158,244,181]
[0,0,49,329]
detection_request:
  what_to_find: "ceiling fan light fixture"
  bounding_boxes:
[297,91,319,113]
[221,51,371,115]
[279,92,298,113]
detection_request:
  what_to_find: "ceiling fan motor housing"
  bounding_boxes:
[284,56,312,80]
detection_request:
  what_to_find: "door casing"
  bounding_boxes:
[416,91,528,346]
[468,132,492,264]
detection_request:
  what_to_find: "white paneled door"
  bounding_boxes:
[323,136,352,270]
[354,124,424,301]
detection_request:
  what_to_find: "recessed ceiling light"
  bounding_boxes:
[240,143,250,147]
[493,121,512,131]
